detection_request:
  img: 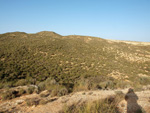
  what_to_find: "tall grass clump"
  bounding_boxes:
[62,95,123,113]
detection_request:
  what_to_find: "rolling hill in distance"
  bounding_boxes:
[0,31,150,90]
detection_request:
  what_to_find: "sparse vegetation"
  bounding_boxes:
[18,88,26,95]
[1,90,17,100]
[27,86,35,94]
[0,31,150,100]
[58,87,68,96]
[62,95,123,113]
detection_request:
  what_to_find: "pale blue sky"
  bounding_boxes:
[0,0,150,42]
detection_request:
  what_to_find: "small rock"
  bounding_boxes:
[31,105,36,108]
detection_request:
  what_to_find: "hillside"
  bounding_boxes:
[0,31,150,91]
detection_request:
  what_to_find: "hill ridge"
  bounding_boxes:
[36,31,62,37]
[0,31,150,91]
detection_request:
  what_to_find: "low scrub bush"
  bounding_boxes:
[51,85,68,97]
[51,89,59,97]
[134,85,143,92]
[1,90,17,100]
[73,79,92,91]
[139,76,150,85]
[27,86,35,94]
[38,82,46,92]
[62,95,123,113]
[15,79,27,86]
[18,88,26,95]
[58,87,68,96]
[0,83,3,89]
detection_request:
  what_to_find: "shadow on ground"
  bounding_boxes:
[125,88,144,113]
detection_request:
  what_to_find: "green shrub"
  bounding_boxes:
[44,78,59,91]
[45,78,57,85]
[134,85,143,92]
[115,80,131,89]
[45,84,56,91]
[58,87,68,96]
[1,90,17,100]
[3,82,14,88]
[38,82,46,92]
[15,79,27,86]
[18,88,26,95]
[139,76,150,85]
[51,89,59,97]
[0,83,3,89]
[73,79,91,91]
[27,86,35,94]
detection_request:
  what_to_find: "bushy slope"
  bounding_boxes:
[0,31,150,90]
